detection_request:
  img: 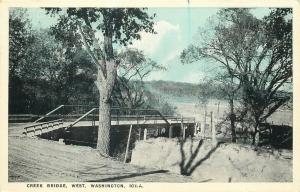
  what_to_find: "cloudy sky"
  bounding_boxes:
[27,7,270,84]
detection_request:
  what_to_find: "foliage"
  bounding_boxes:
[112,48,165,109]
[44,8,156,155]
[45,8,155,46]
[9,9,100,114]
[9,9,34,113]
[143,90,176,116]
[181,8,292,144]
[9,9,35,79]
[9,9,161,117]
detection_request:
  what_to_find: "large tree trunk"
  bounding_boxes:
[252,121,260,145]
[78,27,117,157]
[95,59,117,156]
[252,130,260,146]
[97,96,111,156]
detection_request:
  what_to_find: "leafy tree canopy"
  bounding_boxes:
[44,8,156,59]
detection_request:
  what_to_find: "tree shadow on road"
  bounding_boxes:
[179,138,221,176]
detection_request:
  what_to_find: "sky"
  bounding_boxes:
[26,7,270,84]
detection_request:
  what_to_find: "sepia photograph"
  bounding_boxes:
[1,1,298,190]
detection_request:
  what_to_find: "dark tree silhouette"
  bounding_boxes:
[179,138,221,176]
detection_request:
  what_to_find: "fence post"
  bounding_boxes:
[92,109,95,127]
[211,111,216,144]
[203,110,207,138]
[124,124,133,163]
[217,101,220,123]
[194,122,197,136]
[155,126,159,137]
[181,115,185,139]
[198,122,202,137]
[138,128,141,141]
[169,125,173,138]
[143,128,147,140]
[117,109,119,125]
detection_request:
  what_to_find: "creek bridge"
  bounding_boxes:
[18,105,196,138]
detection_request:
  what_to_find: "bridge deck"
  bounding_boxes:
[70,119,189,127]
[23,118,195,137]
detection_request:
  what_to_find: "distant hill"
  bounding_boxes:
[144,80,199,104]
[144,80,292,110]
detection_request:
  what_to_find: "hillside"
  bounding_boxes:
[144,80,292,126]
[145,80,292,108]
[144,80,199,104]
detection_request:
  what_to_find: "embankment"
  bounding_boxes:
[131,138,292,182]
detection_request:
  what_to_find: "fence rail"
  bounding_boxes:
[66,107,172,129]
[9,114,39,123]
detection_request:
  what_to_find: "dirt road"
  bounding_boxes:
[8,124,193,182]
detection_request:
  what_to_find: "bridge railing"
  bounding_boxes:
[111,108,171,126]
[64,107,172,128]
[32,105,196,129]
[34,105,64,122]
[23,119,64,136]
[34,105,99,123]
[162,115,195,123]
[67,108,98,128]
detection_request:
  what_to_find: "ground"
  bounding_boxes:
[8,107,293,183]
[131,138,292,182]
[8,124,193,182]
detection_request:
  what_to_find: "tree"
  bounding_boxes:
[9,9,66,114]
[112,48,164,109]
[196,75,239,142]
[57,49,99,106]
[9,8,35,113]
[45,8,156,156]
[197,78,215,109]
[180,9,250,142]
[143,91,176,116]
[181,8,292,145]
[239,8,292,144]
[9,8,101,114]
